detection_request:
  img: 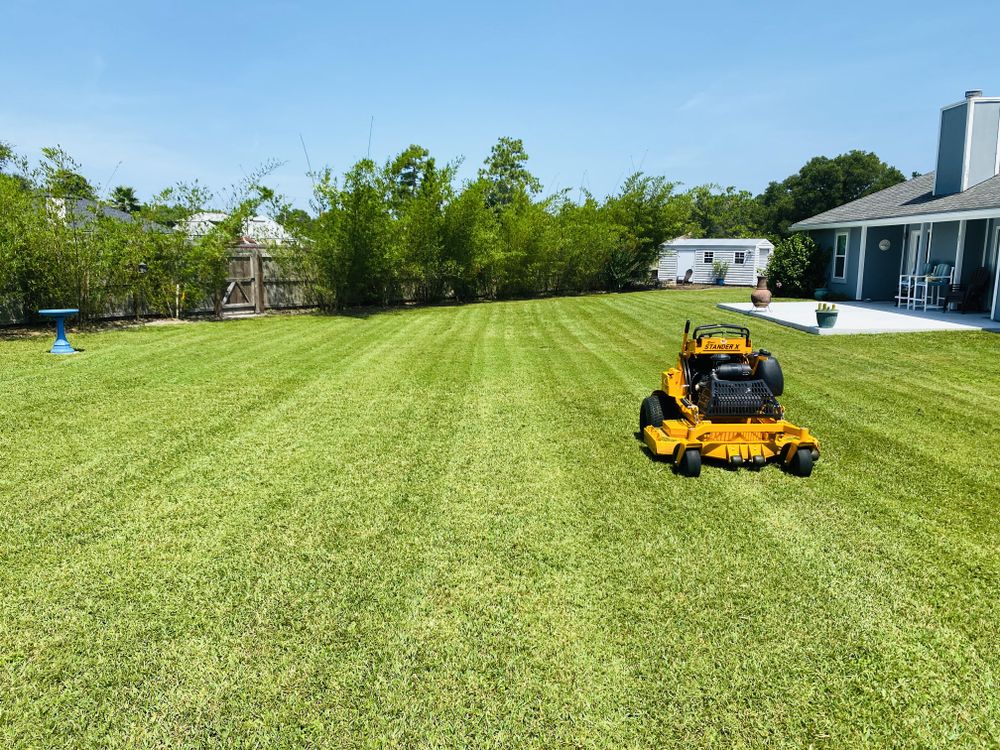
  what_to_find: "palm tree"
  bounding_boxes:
[110,185,141,214]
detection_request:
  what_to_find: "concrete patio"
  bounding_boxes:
[717,301,1000,335]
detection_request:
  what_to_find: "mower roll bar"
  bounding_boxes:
[690,322,751,345]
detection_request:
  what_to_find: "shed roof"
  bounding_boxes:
[790,171,1000,229]
[660,237,774,249]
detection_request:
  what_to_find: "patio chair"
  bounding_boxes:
[680,268,693,284]
[943,266,991,313]
[912,263,954,311]
[897,261,934,308]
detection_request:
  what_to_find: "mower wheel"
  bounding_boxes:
[757,357,784,396]
[678,448,702,477]
[788,447,814,477]
[640,393,666,432]
[654,389,680,420]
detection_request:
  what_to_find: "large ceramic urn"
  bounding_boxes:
[750,276,772,308]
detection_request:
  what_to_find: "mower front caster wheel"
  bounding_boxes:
[788,447,814,477]
[677,448,702,477]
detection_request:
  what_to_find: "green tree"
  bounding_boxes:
[479,137,541,210]
[387,148,455,303]
[139,181,214,227]
[759,151,905,236]
[306,160,392,309]
[765,234,828,297]
[602,173,695,290]
[275,206,312,233]
[110,185,141,214]
[39,146,97,200]
[547,192,626,292]
[386,145,436,211]
[688,184,764,238]
[0,140,13,171]
[442,178,496,302]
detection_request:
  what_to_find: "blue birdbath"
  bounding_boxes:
[38,308,80,354]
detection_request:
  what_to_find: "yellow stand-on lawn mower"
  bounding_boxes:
[640,321,819,477]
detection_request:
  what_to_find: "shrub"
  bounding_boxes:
[766,234,827,297]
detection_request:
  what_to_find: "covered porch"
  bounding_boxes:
[718,300,1000,335]
[808,214,1000,320]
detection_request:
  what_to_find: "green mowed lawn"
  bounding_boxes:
[1,289,998,748]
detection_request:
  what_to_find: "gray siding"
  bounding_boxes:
[962,219,988,284]
[657,250,678,282]
[658,244,767,285]
[936,103,968,196]
[861,225,905,300]
[968,101,1000,188]
[928,220,961,265]
[810,228,835,289]
[817,227,860,297]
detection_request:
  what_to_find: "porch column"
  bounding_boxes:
[855,225,869,299]
[955,220,967,282]
[992,265,1000,321]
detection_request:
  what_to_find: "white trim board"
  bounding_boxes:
[833,231,849,281]
[792,206,1000,231]
[855,225,869,299]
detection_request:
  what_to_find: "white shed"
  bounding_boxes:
[658,238,774,285]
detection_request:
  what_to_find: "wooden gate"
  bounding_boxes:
[222,238,266,315]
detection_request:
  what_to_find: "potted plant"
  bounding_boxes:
[712,260,729,285]
[751,267,771,308]
[815,302,838,329]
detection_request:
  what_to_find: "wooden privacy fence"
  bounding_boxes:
[0,244,313,327]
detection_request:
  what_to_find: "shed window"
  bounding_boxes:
[833,232,849,280]
[703,251,714,264]
[734,251,746,265]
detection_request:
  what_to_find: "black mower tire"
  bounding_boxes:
[788,447,814,477]
[757,357,784,396]
[655,389,680,420]
[639,393,666,432]
[678,448,702,477]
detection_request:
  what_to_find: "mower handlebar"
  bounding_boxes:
[692,323,751,343]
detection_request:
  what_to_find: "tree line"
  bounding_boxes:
[0,136,905,320]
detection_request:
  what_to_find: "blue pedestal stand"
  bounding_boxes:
[38,308,80,354]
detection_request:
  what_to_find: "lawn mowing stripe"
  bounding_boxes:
[524,292,1000,748]
[0,306,484,748]
[0,311,422,541]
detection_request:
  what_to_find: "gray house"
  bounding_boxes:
[791,90,1000,321]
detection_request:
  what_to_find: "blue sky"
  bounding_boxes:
[2,0,999,209]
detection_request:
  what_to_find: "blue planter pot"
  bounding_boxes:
[816,311,838,329]
[715,278,725,286]
[814,288,829,301]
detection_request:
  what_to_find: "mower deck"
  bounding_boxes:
[643,418,819,466]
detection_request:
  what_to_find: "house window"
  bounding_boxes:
[734,251,746,265]
[703,251,714,264]
[833,232,849,280]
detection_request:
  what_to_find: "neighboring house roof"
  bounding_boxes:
[790,171,1000,229]
[660,237,774,249]
[182,212,294,244]
[47,198,166,232]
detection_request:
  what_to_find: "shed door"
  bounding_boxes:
[676,249,696,280]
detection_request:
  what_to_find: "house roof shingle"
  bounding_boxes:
[790,171,1000,229]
